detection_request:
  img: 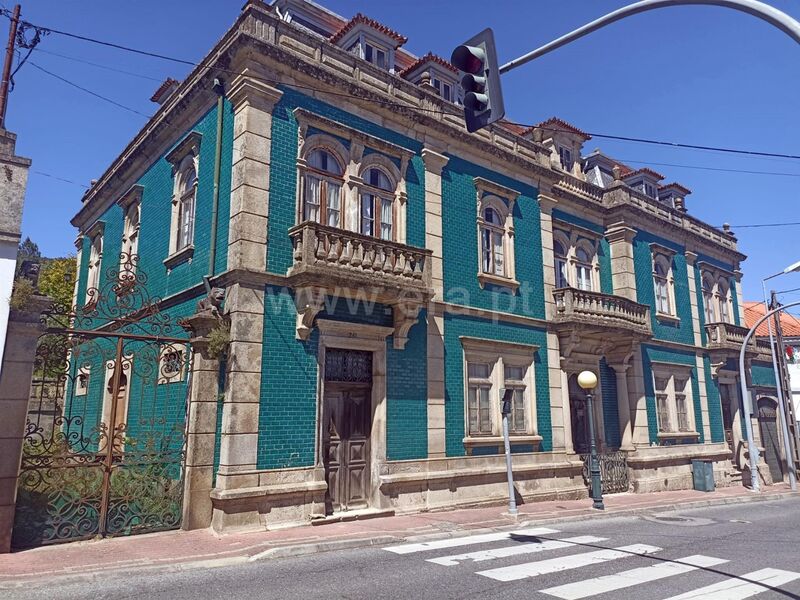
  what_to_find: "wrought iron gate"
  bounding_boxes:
[12,254,192,548]
[580,451,631,494]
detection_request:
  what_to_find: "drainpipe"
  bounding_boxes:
[208,77,225,278]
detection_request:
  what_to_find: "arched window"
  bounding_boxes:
[480,206,506,276]
[653,255,672,315]
[553,238,569,289]
[360,167,395,240]
[575,245,594,292]
[702,274,716,323]
[87,233,103,294]
[121,201,140,264]
[718,279,731,323]
[303,148,344,227]
[177,164,197,251]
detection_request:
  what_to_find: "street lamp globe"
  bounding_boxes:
[577,370,598,390]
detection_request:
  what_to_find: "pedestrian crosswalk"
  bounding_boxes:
[383,528,800,599]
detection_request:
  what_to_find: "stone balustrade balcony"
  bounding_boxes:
[552,288,652,337]
[286,222,433,348]
[705,321,773,359]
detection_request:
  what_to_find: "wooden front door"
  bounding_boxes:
[758,398,784,483]
[323,386,371,514]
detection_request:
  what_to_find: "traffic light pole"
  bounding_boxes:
[497,0,800,76]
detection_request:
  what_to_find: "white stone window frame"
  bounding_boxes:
[117,184,143,275]
[101,355,133,452]
[356,154,404,242]
[295,109,412,244]
[164,131,202,270]
[84,221,105,306]
[474,177,519,292]
[699,262,735,325]
[650,361,700,443]
[552,232,570,290]
[650,243,679,323]
[296,133,348,228]
[157,343,188,385]
[74,364,91,397]
[552,224,601,293]
[460,336,541,453]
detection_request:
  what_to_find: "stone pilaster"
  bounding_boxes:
[538,191,558,321]
[685,251,703,346]
[0,295,49,553]
[630,347,650,447]
[180,313,223,530]
[559,366,574,454]
[734,270,746,325]
[696,355,713,443]
[609,360,635,451]
[605,223,638,301]
[422,149,448,458]
[547,333,566,452]
[226,61,283,272]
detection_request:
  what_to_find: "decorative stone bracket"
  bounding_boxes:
[295,286,326,341]
[392,300,422,350]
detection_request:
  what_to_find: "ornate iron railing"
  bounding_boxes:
[288,222,432,290]
[553,288,652,336]
[580,451,630,494]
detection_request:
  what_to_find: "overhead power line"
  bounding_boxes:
[718,222,800,230]
[28,61,151,118]
[32,47,163,82]
[32,169,89,188]
[4,10,800,163]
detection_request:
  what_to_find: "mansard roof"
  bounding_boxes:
[399,52,458,78]
[622,166,665,181]
[528,117,591,141]
[329,12,407,45]
[659,182,692,196]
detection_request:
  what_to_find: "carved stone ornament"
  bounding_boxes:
[295,286,326,340]
[392,300,422,350]
[181,285,228,359]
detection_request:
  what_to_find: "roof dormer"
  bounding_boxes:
[622,167,664,199]
[524,117,591,177]
[272,0,345,38]
[658,182,691,211]
[582,149,626,188]
[330,13,407,73]
[399,52,459,103]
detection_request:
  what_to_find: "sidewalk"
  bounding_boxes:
[1,484,795,586]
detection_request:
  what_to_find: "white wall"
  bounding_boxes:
[0,241,17,376]
[788,363,800,424]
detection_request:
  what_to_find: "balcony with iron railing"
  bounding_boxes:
[287,221,433,302]
[552,287,652,337]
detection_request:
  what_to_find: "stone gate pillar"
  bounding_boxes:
[180,312,222,530]
[0,294,50,553]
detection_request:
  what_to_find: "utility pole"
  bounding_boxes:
[771,291,800,489]
[0,4,20,129]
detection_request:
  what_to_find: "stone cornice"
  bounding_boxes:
[165,131,203,166]
[115,184,144,209]
[420,148,448,174]
[473,177,521,202]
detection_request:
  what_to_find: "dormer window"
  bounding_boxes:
[644,182,657,199]
[399,52,459,103]
[364,41,387,68]
[330,13,407,73]
[431,76,453,102]
[558,146,573,172]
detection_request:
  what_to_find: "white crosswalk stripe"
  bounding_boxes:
[426,535,607,566]
[662,568,800,600]
[382,527,559,555]
[540,554,728,599]
[476,543,661,582]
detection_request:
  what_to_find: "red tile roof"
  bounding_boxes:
[743,301,800,337]
[526,117,591,141]
[622,166,665,181]
[398,52,458,78]
[329,13,407,46]
[150,77,180,103]
[659,182,692,195]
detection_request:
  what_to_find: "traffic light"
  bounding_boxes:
[451,28,505,133]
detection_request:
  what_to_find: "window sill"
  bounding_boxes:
[477,272,519,292]
[463,434,542,448]
[655,312,680,325]
[657,431,700,445]
[164,245,194,270]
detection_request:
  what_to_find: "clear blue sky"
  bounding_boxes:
[6,0,800,302]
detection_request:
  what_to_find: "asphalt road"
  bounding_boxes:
[10,497,800,600]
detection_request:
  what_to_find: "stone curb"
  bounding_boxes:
[1,491,796,589]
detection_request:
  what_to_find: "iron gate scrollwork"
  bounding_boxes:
[580,451,630,494]
[12,253,192,548]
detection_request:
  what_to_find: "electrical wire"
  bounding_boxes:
[5,10,800,162]
[31,169,89,188]
[28,61,152,118]
[717,222,800,230]
[31,47,163,82]
[611,159,800,178]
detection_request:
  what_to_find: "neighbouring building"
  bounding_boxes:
[56,0,788,534]
[0,128,31,372]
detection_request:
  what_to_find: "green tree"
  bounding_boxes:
[38,256,77,309]
[16,236,41,274]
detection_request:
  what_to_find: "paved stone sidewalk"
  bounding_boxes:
[0,484,794,586]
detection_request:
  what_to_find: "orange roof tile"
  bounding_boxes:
[398,52,458,78]
[329,13,407,46]
[622,166,665,181]
[526,117,591,141]
[659,182,692,195]
[743,301,800,337]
